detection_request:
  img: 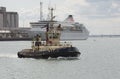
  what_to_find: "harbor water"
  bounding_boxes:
[0,37,120,79]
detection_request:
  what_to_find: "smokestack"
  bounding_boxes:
[64,15,74,22]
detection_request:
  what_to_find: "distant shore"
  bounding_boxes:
[89,35,120,38]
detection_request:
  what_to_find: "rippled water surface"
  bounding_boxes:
[0,37,120,79]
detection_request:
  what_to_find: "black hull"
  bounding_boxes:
[18,47,80,59]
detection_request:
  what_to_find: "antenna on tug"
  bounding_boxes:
[40,2,43,21]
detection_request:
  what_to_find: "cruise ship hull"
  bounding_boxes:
[60,31,89,40]
[28,27,89,40]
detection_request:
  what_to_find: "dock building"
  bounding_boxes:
[0,7,18,30]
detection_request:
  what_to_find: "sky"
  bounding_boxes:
[0,0,120,35]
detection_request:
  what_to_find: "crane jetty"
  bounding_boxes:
[17,8,81,59]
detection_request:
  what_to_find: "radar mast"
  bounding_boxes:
[40,2,43,21]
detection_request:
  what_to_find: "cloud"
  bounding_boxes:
[72,0,120,20]
[18,0,89,26]
[65,0,89,6]
[18,0,120,34]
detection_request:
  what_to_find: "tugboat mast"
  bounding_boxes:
[50,8,54,21]
[46,7,55,45]
[40,2,43,21]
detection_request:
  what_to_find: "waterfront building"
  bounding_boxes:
[0,7,18,30]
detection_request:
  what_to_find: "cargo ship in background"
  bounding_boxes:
[27,2,89,40]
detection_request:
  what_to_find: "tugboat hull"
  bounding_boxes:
[18,47,80,59]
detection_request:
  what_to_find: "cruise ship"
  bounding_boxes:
[28,14,89,40]
[27,2,89,40]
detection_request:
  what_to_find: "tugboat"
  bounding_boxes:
[17,8,81,59]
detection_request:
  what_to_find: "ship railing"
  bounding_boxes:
[31,41,72,51]
[32,41,72,46]
[60,42,72,47]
